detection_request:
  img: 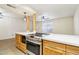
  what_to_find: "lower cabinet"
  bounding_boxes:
[43,46,65,55]
[43,40,79,55]
[16,35,79,55]
[43,40,65,55]
[18,42,26,53]
[66,45,79,55]
[16,34,26,53]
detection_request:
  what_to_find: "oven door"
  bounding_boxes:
[26,41,40,55]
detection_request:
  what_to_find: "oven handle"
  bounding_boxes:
[26,41,40,46]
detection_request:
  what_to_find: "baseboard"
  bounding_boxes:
[0,37,15,40]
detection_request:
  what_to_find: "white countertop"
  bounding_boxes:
[16,32,36,36]
[16,32,79,47]
[42,34,79,47]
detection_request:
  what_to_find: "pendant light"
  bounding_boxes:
[24,12,27,21]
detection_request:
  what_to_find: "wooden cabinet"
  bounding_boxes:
[43,40,79,55]
[43,46,65,55]
[43,40,65,51]
[66,45,79,55]
[16,34,26,53]
[43,40,65,55]
[16,34,21,44]
[16,34,79,55]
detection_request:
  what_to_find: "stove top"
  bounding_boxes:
[34,32,49,37]
[26,32,49,44]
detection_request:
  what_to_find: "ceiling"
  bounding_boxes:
[0,4,36,18]
[24,4,79,19]
[0,4,79,19]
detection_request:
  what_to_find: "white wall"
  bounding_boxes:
[0,16,26,40]
[74,7,79,35]
[53,16,74,34]
[36,16,74,34]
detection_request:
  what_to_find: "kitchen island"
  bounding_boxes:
[42,34,79,47]
[42,34,79,55]
[15,32,79,55]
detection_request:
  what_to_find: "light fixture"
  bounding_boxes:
[24,16,26,21]
[24,12,26,21]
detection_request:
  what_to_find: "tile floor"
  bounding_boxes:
[0,38,24,55]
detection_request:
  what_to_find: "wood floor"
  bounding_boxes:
[0,38,24,55]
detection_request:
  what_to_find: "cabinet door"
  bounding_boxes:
[16,34,22,44]
[66,45,79,55]
[43,40,65,51]
[16,34,20,47]
[43,46,65,55]
[19,44,26,53]
[16,34,26,53]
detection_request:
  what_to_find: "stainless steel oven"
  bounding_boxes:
[26,40,40,55]
[26,33,48,55]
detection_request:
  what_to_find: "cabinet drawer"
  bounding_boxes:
[66,45,79,55]
[43,40,65,51]
[20,42,26,47]
[43,46,65,55]
[16,34,22,43]
[16,43,26,53]
[16,43,20,48]
[19,45,26,53]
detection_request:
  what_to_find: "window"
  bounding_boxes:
[42,20,53,33]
